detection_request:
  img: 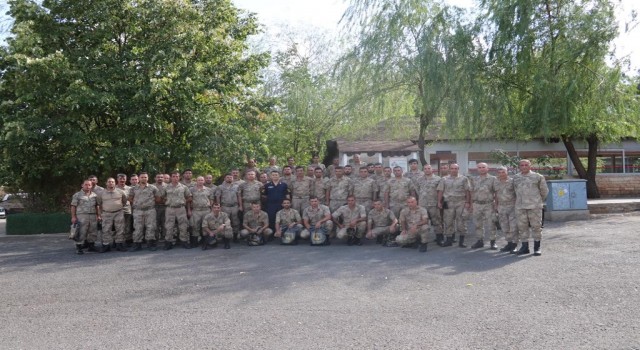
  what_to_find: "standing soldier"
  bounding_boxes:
[201,203,232,250]
[89,175,105,195]
[240,202,273,245]
[190,176,214,246]
[301,196,333,245]
[385,166,416,219]
[129,173,139,187]
[96,177,128,252]
[243,158,260,179]
[274,198,303,245]
[404,159,424,182]
[494,166,518,252]
[312,167,328,205]
[513,159,549,256]
[238,170,263,213]
[231,168,244,186]
[289,166,314,215]
[437,163,471,248]
[281,166,294,185]
[154,173,167,242]
[414,164,444,245]
[128,172,160,252]
[326,166,354,213]
[204,174,216,189]
[70,179,101,254]
[216,173,241,242]
[470,163,499,250]
[286,156,296,170]
[353,167,378,213]
[325,157,340,178]
[350,154,367,174]
[343,165,355,179]
[365,199,398,246]
[116,174,133,246]
[180,169,195,188]
[332,195,367,246]
[396,196,429,252]
[309,154,326,172]
[263,156,281,175]
[161,171,192,250]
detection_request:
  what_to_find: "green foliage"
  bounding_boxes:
[6,212,71,235]
[0,0,271,210]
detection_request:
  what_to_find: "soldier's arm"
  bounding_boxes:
[437,190,443,209]
[237,190,244,211]
[70,205,78,224]
[303,217,311,230]
[325,184,331,204]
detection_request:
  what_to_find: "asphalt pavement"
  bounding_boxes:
[1,215,639,350]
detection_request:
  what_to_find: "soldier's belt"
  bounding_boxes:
[293,196,309,199]
[76,212,96,215]
[168,204,185,208]
[473,200,493,205]
[355,197,371,201]
[133,206,154,211]
[499,201,515,205]
[193,207,210,210]
[102,209,123,213]
[221,203,237,207]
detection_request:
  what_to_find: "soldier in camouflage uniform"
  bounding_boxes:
[385,166,416,219]
[469,163,498,250]
[437,164,471,247]
[494,166,518,252]
[325,157,340,178]
[396,197,429,252]
[414,164,444,245]
[160,171,192,250]
[89,175,105,195]
[513,159,549,256]
[350,154,367,174]
[116,174,133,245]
[309,154,326,173]
[216,173,241,241]
[240,202,273,243]
[154,174,167,242]
[289,166,314,215]
[281,166,294,186]
[204,174,216,189]
[365,198,398,246]
[301,196,333,245]
[180,168,195,189]
[128,172,160,251]
[71,179,101,254]
[190,176,215,246]
[274,198,303,245]
[332,196,367,246]
[353,167,378,213]
[312,167,328,205]
[326,166,354,213]
[263,156,281,175]
[201,203,232,250]
[404,159,424,182]
[238,170,263,212]
[96,178,128,252]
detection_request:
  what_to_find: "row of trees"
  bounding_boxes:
[0,0,638,212]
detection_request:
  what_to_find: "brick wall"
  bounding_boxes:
[595,174,640,198]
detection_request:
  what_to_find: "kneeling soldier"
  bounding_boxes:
[201,203,232,250]
[365,199,398,246]
[301,196,333,246]
[396,196,429,252]
[332,195,367,246]
[275,198,303,245]
[240,202,273,245]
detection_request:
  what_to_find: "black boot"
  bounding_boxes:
[500,242,513,252]
[376,235,383,244]
[148,239,157,251]
[442,235,453,247]
[471,239,484,249]
[224,237,231,249]
[99,244,111,253]
[163,241,173,250]
[490,240,498,250]
[129,242,142,252]
[201,237,209,250]
[354,237,363,246]
[182,241,192,249]
[418,243,427,253]
[87,242,98,252]
[533,241,541,256]
[233,232,239,243]
[510,242,519,254]
[190,236,199,247]
[75,244,84,255]
[115,243,127,252]
[458,235,466,248]
[347,235,354,246]
[452,234,457,243]
[436,234,444,246]
[324,236,331,246]
[516,241,530,255]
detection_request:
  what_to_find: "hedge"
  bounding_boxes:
[6,213,71,235]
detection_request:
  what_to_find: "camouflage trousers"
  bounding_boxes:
[473,202,497,241]
[221,204,240,235]
[123,213,133,241]
[190,208,210,238]
[291,197,310,216]
[396,228,428,246]
[165,206,189,243]
[133,208,156,243]
[497,204,518,242]
[516,208,543,241]
[239,227,274,239]
[443,200,468,237]
[155,205,166,241]
[101,210,125,244]
[300,222,333,239]
[336,222,367,240]
[421,205,443,235]
[204,226,234,240]
[367,225,397,239]
[76,213,97,243]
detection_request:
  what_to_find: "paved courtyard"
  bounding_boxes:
[1,215,639,349]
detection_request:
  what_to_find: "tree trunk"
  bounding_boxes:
[417,113,429,166]
[562,134,600,198]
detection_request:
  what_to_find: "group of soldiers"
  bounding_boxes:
[69,155,549,257]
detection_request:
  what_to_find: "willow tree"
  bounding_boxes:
[482,0,639,198]
[337,0,487,165]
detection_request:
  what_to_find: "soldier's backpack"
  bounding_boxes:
[310,230,327,246]
[247,233,264,246]
[281,229,296,245]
